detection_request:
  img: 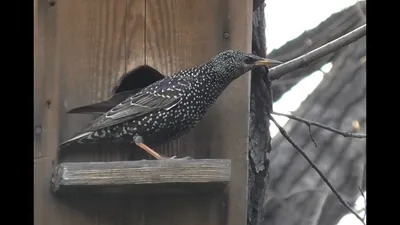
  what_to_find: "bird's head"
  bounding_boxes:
[211,50,282,80]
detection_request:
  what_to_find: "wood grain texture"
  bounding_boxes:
[216,1,253,224]
[51,159,231,194]
[34,0,59,159]
[35,0,252,225]
[56,0,146,162]
[35,158,58,225]
[57,0,135,139]
[34,1,63,224]
[34,1,146,225]
[55,1,146,225]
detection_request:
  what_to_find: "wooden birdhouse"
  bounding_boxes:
[34,0,252,224]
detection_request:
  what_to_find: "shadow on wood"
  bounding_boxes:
[54,193,226,225]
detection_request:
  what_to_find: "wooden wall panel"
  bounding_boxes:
[34,0,58,159]
[34,0,62,223]
[35,0,145,224]
[212,1,253,224]
[134,0,252,225]
[56,0,145,142]
[35,0,252,224]
[56,0,146,162]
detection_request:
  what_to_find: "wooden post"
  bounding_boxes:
[34,0,252,225]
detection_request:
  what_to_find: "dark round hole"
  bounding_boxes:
[112,65,165,94]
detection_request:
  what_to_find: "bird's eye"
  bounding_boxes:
[244,57,256,64]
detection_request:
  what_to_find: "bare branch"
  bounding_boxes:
[308,126,318,147]
[268,114,366,225]
[268,24,366,81]
[358,186,367,221]
[271,111,367,138]
[358,187,365,199]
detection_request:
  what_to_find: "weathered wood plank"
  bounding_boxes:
[34,1,63,225]
[34,0,59,159]
[51,159,231,195]
[35,158,58,225]
[54,1,146,225]
[216,0,253,224]
[56,0,146,162]
[34,1,147,225]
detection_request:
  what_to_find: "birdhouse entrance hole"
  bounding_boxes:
[112,65,165,94]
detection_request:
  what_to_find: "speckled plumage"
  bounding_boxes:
[59,50,282,153]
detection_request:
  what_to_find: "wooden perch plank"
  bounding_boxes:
[51,159,231,195]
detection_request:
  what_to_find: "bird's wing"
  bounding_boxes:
[84,77,192,131]
[67,89,142,114]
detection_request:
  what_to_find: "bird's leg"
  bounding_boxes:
[133,135,165,160]
[133,135,193,160]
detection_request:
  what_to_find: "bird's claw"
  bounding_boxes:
[168,156,193,160]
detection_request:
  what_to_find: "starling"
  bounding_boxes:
[67,65,164,114]
[59,50,282,160]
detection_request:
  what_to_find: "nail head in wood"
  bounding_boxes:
[35,125,42,134]
[223,32,230,39]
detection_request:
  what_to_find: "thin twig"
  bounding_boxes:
[308,126,317,147]
[271,111,367,138]
[358,186,367,221]
[268,114,365,224]
[268,24,366,81]
[358,187,366,199]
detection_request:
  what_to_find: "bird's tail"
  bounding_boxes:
[59,131,93,148]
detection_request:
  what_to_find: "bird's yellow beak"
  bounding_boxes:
[254,58,283,67]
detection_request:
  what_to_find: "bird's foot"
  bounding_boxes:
[133,135,144,145]
[168,156,194,160]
